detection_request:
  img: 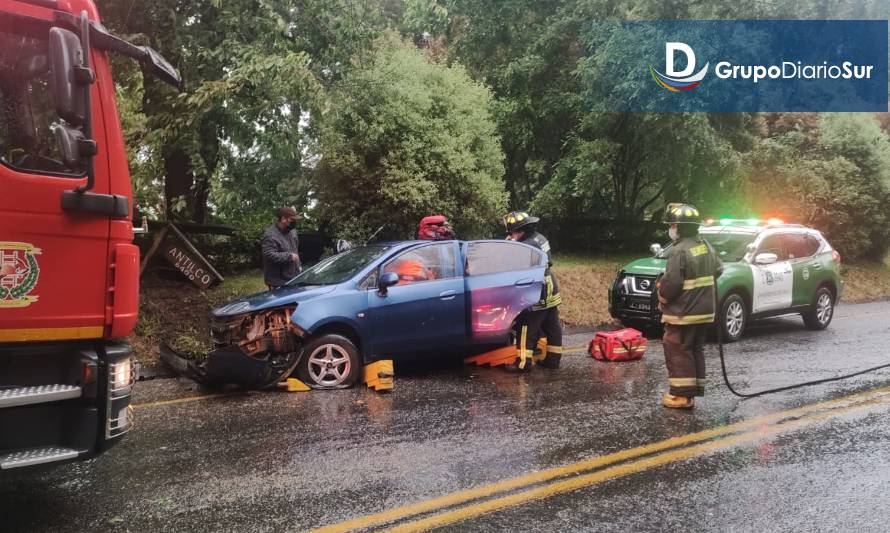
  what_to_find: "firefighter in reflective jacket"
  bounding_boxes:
[503,211,563,372]
[656,203,723,409]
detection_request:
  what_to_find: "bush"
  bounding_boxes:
[311,33,507,242]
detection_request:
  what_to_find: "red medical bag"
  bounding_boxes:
[588,328,647,362]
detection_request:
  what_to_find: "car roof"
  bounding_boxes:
[700,220,818,236]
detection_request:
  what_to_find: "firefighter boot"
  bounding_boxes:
[503,349,533,373]
[662,393,695,409]
[537,353,561,369]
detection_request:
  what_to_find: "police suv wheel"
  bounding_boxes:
[296,334,361,390]
[803,287,835,331]
[719,294,747,343]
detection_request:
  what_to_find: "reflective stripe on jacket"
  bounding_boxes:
[658,236,723,325]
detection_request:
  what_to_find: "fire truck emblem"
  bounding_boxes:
[0,242,41,308]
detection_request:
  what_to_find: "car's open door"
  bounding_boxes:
[462,241,546,343]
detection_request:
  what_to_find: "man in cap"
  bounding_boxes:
[503,211,563,372]
[261,206,302,289]
[656,203,723,409]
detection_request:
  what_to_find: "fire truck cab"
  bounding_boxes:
[0,0,179,472]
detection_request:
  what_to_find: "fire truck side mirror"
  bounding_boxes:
[48,27,90,127]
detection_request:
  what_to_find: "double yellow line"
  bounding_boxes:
[314,385,890,533]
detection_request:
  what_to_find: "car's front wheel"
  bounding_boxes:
[802,286,835,330]
[718,293,747,342]
[296,334,361,390]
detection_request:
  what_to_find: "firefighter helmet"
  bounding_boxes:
[663,203,701,225]
[503,211,540,233]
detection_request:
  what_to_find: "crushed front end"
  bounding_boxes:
[162,306,305,390]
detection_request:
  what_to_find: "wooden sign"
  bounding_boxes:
[158,224,224,289]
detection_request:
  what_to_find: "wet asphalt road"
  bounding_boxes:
[3,301,890,532]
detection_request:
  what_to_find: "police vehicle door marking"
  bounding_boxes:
[751,262,793,313]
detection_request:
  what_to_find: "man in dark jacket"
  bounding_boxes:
[262,207,301,289]
[503,211,563,372]
[656,203,723,409]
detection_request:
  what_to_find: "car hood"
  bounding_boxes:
[621,257,668,275]
[621,256,744,276]
[212,284,337,317]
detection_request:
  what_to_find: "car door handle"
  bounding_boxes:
[439,290,457,300]
[514,278,534,287]
[810,263,822,270]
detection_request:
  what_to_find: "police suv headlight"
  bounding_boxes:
[109,357,135,399]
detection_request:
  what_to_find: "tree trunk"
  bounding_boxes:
[162,145,194,221]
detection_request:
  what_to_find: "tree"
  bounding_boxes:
[744,113,890,260]
[311,34,506,241]
[100,0,383,224]
[530,113,744,224]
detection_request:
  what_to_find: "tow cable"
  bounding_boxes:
[716,311,890,399]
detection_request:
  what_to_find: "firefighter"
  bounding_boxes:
[503,211,563,372]
[656,203,723,409]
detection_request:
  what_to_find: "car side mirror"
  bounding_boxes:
[336,239,353,254]
[53,125,87,169]
[650,243,662,256]
[755,252,778,265]
[378,272,399,295]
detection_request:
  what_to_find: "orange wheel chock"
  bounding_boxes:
[463,346,518,367]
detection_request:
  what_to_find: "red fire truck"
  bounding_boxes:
[0,0,179,471]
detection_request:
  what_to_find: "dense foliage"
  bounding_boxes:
[99,0,890,260]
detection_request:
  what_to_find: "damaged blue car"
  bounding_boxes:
[198,240,548,389]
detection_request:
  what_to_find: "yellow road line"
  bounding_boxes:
[389,394,890,532]
[312,385,890,533]
[132,392,246,410]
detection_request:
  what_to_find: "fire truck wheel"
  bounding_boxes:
[802,286,835,331]
[297,334,361,389]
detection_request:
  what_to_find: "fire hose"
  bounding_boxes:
[715,316,890,399]
[655,271,890,399]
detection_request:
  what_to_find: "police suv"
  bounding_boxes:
[609,219,843,341]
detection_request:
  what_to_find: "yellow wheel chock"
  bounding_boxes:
[364,360,394,392]
[278,377,311,392]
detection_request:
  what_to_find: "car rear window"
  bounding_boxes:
[466,242,543,276]
[782,233,821,259]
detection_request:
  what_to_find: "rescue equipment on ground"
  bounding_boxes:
[278,377,311,392]
[418,215,455,241]
[364,360,394,392]
[465,339,549,368]
[588,328,647,362]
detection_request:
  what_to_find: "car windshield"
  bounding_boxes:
[702,232,756,262]
[286,245,390,286]
[655,232,755,262]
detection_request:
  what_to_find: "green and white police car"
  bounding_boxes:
[608,219,843,341]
